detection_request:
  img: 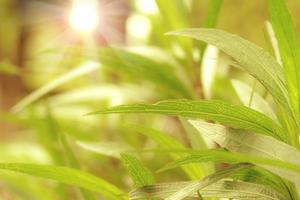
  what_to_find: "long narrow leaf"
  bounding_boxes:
[130,179,286,200]
[268,0,300,119]
[88,100,285,141]
[0,163,124,200]
[165,163,251,200]
[158,149,300,178]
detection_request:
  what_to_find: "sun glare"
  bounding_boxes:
[69,0,99,33]
[135,0,158,15]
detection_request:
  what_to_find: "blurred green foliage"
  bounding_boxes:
[1,0,300,199]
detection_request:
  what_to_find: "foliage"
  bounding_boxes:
[2,0,300,199]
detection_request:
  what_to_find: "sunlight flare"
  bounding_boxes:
[68,0,99,33]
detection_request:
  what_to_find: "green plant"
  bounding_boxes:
[85,0,300,199]
[1,0,300,199]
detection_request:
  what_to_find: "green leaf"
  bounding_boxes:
[0,163,124,200]
[166,28,290,113]
[189,120,300,184]
[12,61,100,113]
[128,124,207,179]
[158,149,300,177]
[189,120,300,164]
[268,0,300,119]
[130,179,287,200]
[88,100,285,141]
[121,153,155,188]
[164,163,251,200]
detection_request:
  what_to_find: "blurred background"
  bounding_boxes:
[0,0,300,199]
[3,0,300,109]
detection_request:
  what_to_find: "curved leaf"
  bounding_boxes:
[88,100,285,141]
[268,0,300,119]
[130,179,286,200]
[165,163,251,200]
[167,28,290,113]
[0,163,124,200]
[158,149,300,176]
[189,120,300,183]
